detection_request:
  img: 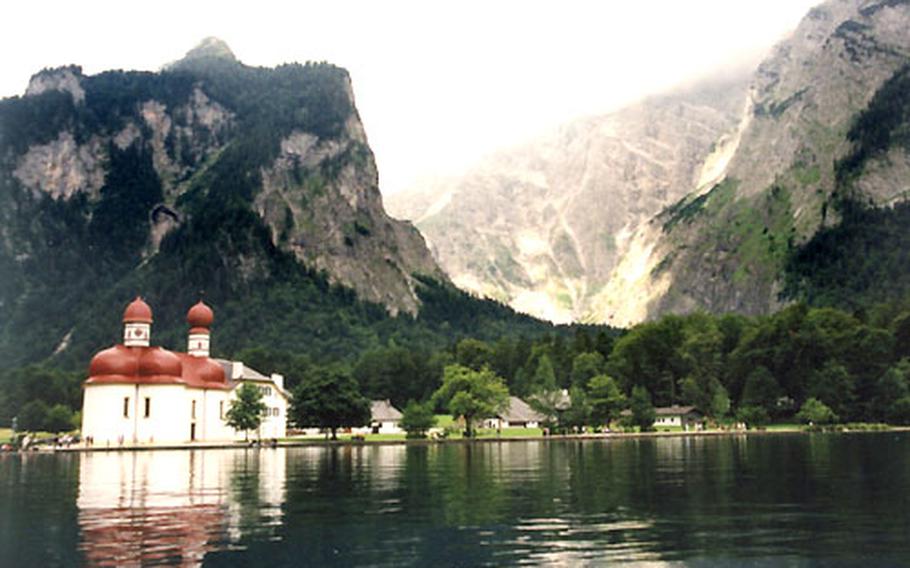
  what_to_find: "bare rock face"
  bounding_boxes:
[13,131,105,199]
[256,80,445,315]
[25,66,85,104]
[388,76,748,323]
[636,0,910,322]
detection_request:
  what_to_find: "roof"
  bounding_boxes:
[371,400,403,422]
[498,396,546,423]
[86,345,228,390]
[655,405,700,416]
[620,405,702,417]
[215,359,291,399]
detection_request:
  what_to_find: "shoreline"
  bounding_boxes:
[20,425,905,454]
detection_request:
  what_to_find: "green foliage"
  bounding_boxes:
[836,64,910,183]
[740,366,781,412]
[628,385,656,432]
[225,383,267,439]
[18,400,50,432]
[44,404,75,433]
[399,401,436,439]
[571,352,605,388]
[796,397,839,425]
[290,365,370,439]
[587,374,625,426]
[807,361,855,421]
[710,385,731,419]
[432,364,509,438]
[736,405,770,429]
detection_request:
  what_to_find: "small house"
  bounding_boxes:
[369,399,403,434]
[487,396,546,429]
[654,406,703,430]
[621,405,704,430]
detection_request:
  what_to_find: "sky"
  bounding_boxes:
[2,0,819,195]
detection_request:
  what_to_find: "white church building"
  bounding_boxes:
[80,297,289,446]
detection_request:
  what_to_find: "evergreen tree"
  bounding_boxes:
[587,374,625,427]
[628,386,656,432]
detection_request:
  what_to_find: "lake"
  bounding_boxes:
[1,432,909,566]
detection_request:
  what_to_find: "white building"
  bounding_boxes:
[80,297,289,446]
[367,400,403,434]
[486,396,546,429]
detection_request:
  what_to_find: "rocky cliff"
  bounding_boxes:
[0,39,445,365]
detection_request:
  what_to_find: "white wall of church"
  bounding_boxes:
[82,384,188,446]
[81,380,288,445]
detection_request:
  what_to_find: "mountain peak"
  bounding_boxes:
[181,37,237,63]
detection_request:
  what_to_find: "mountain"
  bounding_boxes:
[631,0,910,321]
[0,39,566,368]
[389,0,910,325]
[387,75,750,323]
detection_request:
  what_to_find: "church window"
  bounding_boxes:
[123,397,130,418]
[192,400,197,419]
[144,397,151,418]
[219,401,224,419]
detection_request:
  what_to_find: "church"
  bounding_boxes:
[81,297,289,445]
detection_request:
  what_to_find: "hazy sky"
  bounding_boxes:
[2,0,818,195]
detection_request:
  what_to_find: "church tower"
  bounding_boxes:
[122,297,153,347]
[186,301,214,357]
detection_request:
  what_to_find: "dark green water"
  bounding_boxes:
[2,433,909,566]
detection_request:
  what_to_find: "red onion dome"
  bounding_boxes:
[123,297,153,324]
[89,345,139,377]
[186,300,214,331]
[138,347,183,378]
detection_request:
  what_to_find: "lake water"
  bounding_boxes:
[1,433,909,566]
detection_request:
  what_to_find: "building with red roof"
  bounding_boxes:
[80,298,288,445]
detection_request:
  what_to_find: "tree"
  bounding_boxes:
[709,384,731,420]
[532,355,557,394]
[807,361,855,421]
[560,386,591,432]
[571,352,605,389]
[735,405,770,430]
[399,400,436,439]
[290,366,370,440]
[226,383,267,440]
[587,374,625,427]
[796,397,839,425]
[455,338,495,371]
[872,360,910,421]
[628,386,656,432]
[432,364,509,438]
[740,366,781,412]
[45,404,74,433]
[18,400,49,431]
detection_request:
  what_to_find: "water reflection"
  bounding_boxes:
[2,434,910,566]
[77,449,285,566]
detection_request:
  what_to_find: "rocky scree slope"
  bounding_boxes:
[387,75,749,324]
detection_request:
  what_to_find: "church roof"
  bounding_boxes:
[86,346,228,389]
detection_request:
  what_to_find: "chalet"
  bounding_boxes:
[487,396,546,429]
[369,399,403,434]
